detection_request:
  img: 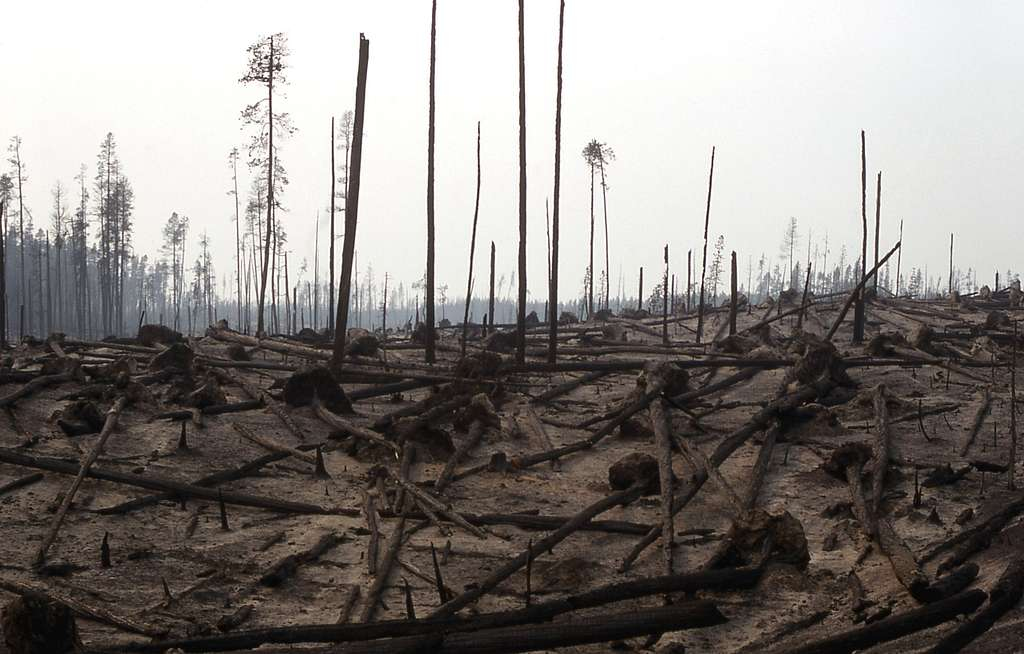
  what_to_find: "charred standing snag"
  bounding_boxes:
[697,146,715,343]
[515,0,527,363]
[460,121,482,359]
[331,33,369,365]
[424,0,438,364]
[547,0,564,364]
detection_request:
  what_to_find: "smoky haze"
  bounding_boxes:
[4,0,1024,313]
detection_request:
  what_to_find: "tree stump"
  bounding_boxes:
[1,593,81,654]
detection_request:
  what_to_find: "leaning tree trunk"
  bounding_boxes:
[425,0,438,364]
[461,121,482,359]
[515,0,528,363]
[697,146,715,343]
[331,34,370,364]
[548,0,564,364]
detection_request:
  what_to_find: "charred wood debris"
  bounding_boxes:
[1,286,1024,653]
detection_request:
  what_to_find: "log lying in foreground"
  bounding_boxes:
[0,448,352,517]
[152,399,264,422]
[102,568,756,652]
[328,601,727,654]
[259,532,345,587]
[432,482,648,619]
[96,451,291,515]
[0,578,164,638]
[933,495,1024,573]
[0,371,76,408]
[34,396,128,567]
[926,558,1024,653]
[960,388,992,457]
[766,589,986,654]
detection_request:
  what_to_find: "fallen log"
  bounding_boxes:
[95,451,291,515]
[331,601,728,654]
[0,371,77,408]
[0,472,43,497]
[621,380,830,571]
[532,370,609,403]
[209,368,305,441]
[0,577,164,638]
[926,558,1024,653]
[431,482,648,619]
[766,589,985,654]
[314,399,400,454]
[0,448,353,516]
[260,532,345,587]
[34,396,128,567]
[935,495,1024,573]
[152,399,264,422]
[231,422,317,465]
[104,582,738,653]
[960,388,992,457]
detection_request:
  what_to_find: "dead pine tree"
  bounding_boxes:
[424,0,438,364]
[239,33,290,338]
[662,245,669,345]
[461,121,482,359]
[873,170,881,292]
[853,129,867,342]
[515,0,528,364]
[1011,320,1018,490]
[547,0,565,364]
[230,147,243,330]
[331,34,370,364]
[948,233,954,297]
[729,251,738,336]
[0,199,5,347]
[637,267,643,312]
[329,116,336,335]
[686,249,692,313]
[487,242,496,335]
[697,146,716,343]
[895,219,904,296]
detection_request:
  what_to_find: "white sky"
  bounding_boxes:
[4,0,1024,301]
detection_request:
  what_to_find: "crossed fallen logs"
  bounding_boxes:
[4,297,1024,654]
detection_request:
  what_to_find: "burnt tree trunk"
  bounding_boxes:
[461,122,482,359]
[853,129,866,342]
[515,0,528,363]
[729,250,737,336]
[697,146,715,343]
[330,116,336,334]
[425,0,438,363]
[331,34,370,364]
[487,242,495,336]
[547,0,564,364]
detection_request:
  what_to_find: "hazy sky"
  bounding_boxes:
[4,1,1024,304]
